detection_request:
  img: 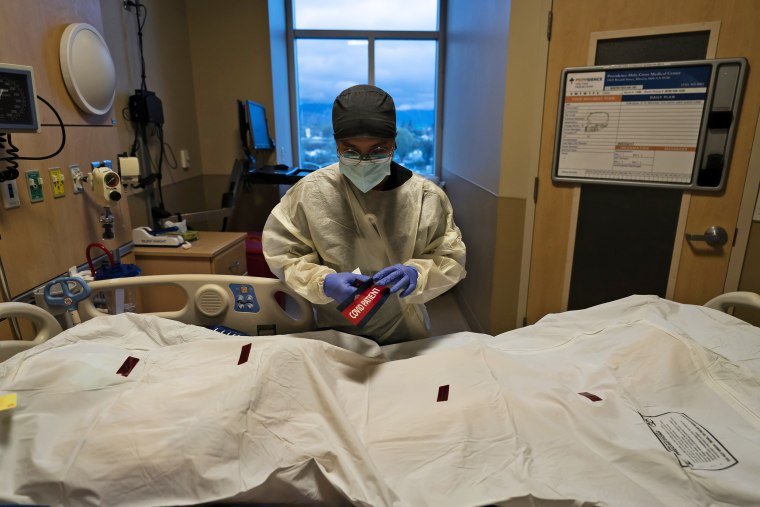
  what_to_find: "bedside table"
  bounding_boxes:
[134,231,247,312]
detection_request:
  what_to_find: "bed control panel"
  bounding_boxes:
[229,283,260,313]
[78,274,315,336]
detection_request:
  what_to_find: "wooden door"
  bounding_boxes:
[527,0,760,323]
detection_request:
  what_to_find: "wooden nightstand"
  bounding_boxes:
[134,231,247,312]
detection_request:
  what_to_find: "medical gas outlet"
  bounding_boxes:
[49,167,65,198]
[25,170,44,203]
[69,165,84,193]
[90,165,122,207]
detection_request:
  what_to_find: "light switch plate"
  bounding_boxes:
[1,180,21,209]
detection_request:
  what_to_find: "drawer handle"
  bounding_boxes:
[228,260,242,273]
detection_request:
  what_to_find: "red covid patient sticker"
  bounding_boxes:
[337,281,390,328]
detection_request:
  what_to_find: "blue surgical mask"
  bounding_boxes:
[339,158,392,193]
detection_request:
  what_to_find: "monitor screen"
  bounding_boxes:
[246,100,274,150]
[0,64,40,133]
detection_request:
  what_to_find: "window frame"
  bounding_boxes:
[284,0,447,177]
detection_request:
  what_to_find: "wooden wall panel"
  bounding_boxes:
[0,0,130,300]
[0,0,114,126]
[0,127,132,298]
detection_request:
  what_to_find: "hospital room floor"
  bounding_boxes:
[427,291,471,335]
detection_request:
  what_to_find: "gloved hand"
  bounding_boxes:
[374,264,418,298]
[324,272,371,303]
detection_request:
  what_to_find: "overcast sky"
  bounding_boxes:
[294,0,437,31]
[294,0,438,110]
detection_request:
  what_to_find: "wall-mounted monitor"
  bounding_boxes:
[0,63,40,133]
[552,58,747,191]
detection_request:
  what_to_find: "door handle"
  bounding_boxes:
[685,226,728,247]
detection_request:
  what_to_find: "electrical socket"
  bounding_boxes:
[49,167,65,198]
[69,165,84,194]
[1,180,21,209]
[180,149,191,169]
[25,170,44,203]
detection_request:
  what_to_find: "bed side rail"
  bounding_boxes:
[0,303,63,362]
[78,274,314,336]
[704,291,760,313]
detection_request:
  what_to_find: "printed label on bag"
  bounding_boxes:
[640,412,737,470]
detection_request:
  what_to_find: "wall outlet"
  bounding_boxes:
[25,170,44,203]
[69,164,84,193]
[49,167,65,198]
[1,180,21,209]
[180,149,191,169]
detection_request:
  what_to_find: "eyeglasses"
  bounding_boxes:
[337,147,393,166]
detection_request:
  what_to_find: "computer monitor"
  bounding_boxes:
[246,100,274,150]
[238,99,275,169]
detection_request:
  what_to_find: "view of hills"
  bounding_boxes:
[297,102,436,174]
[299,102,435,135]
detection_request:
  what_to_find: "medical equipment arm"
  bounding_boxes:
[401,188,467,305]
[262,211,336,305]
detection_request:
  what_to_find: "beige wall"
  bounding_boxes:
[441,0,509,334]
[186,0,277,177]
[737,221,760,326]
[101,0,205,227]
[441,0,549,334]
[499,0,551,200]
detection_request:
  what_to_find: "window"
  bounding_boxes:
[287,0,443,176]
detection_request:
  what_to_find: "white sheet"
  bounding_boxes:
[1,295,759,506]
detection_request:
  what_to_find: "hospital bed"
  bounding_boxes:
[1,275,759,507]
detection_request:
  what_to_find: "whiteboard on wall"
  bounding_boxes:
[552,59,747,191]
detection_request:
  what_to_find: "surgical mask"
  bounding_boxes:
[339,158,392,193]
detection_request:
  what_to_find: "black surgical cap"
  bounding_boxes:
[332,85,397,140]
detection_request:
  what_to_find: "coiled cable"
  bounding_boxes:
[0,95,66,181]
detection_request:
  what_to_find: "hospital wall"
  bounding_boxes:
[0,0,134,298]
[6,0,760,335]
[185,0,282,232]
[738,223,760,326]
[0,0,138,341]
[442,0,760,332]
[441,0,549,333]
[112,0,760,332]
[98,0,203,227]
[99,0,280,229]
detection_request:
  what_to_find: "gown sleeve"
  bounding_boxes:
[402,184,467,305]
[262,186,336,306]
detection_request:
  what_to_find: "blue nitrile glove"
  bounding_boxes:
[324,272,371,303]
[374,264,418,297]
